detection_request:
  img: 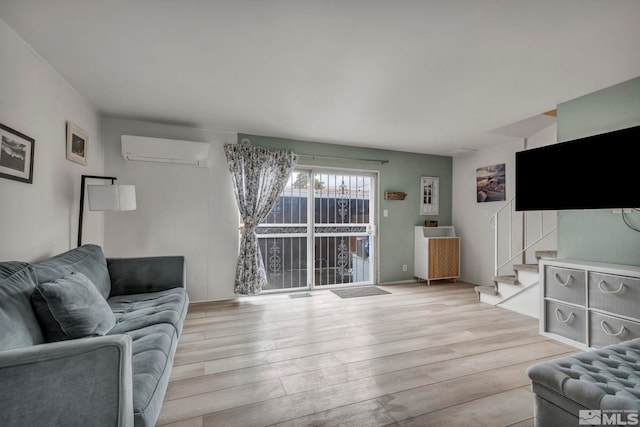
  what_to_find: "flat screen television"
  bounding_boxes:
[515,124,640,211]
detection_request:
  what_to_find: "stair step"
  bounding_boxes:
[535,250,558,260]
[493,275,519,285]
[513,263,539,273]
[474,285,498,296]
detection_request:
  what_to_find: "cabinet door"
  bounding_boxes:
[428,238,459,279]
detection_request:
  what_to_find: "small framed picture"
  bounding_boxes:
[66,121,89,166]
[0,122,35,184]
[420,176,439,215]
[476,163,506,203]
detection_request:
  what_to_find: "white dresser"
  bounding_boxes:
[540,258,640,349]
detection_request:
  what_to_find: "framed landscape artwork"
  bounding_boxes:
[0,122,35,184]
[66,121,89,166]
[477,163,506,202]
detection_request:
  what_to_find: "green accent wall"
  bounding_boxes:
[556,76,640,266]
[239,133,453,283]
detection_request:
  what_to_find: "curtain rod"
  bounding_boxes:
[297,153,389,165]
[238,138,389,164]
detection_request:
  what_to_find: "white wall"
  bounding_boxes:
[0,18,104,262]
[527,123,557,150]
[452,124,557,286]
[102,117,239,302]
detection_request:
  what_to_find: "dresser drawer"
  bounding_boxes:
[545,300,586,344]
[589,311,640,348]
[589,272,640,320]
[544,266,586,305]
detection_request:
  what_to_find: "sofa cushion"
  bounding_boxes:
[0,261,29,280]
[0,262,45,351]
[108,287,188,336]
[125,323,179,427]
[31,244,111,299]
[32,272,116,341]
[107,256,186,297]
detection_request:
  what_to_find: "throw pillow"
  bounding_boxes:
[31,272,116,341]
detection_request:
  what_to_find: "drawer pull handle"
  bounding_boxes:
[597,280,625,294]
[554,273,573,287]
[555,309,575,323]
[600,320,627,337]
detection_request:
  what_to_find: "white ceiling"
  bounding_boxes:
[1,1,639,155]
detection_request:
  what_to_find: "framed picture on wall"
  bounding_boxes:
[476,163,506,202]
[66,121,89,166]
[0,122,35,184]
[420,176,439,215]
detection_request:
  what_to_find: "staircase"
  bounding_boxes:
[474,250,557,318]
[474,197,557,318]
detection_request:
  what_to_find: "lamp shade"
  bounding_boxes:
[88,185,136,211]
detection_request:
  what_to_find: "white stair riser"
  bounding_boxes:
[487,281,524,300]
[511,269,539,287]
[479,292,503,305]
[479,283,540,319]
[497,283,539,319]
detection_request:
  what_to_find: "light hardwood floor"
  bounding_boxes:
[157,281,577,427]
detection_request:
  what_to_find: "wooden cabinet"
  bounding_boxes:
[414,226,460,285]
[540,258,640,349]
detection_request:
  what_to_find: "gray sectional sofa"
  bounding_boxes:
[0,244,189,427]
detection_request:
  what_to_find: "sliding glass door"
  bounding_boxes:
[313,172,374,287]
[256,169,376,291]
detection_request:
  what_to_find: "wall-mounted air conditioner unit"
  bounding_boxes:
[121,135,210,167]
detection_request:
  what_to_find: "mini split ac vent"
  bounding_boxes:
[121,135,210,167]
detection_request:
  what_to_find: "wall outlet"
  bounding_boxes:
[402,264,408,272]
[383,209,389,217]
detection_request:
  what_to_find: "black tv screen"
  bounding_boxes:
[515,124,640,211]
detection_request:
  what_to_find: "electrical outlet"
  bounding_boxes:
[402,264,408,272]
[383,209,389,217]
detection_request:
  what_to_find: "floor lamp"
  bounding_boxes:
[78,174,136,247]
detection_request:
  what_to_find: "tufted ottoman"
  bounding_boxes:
[527,338,640,427]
